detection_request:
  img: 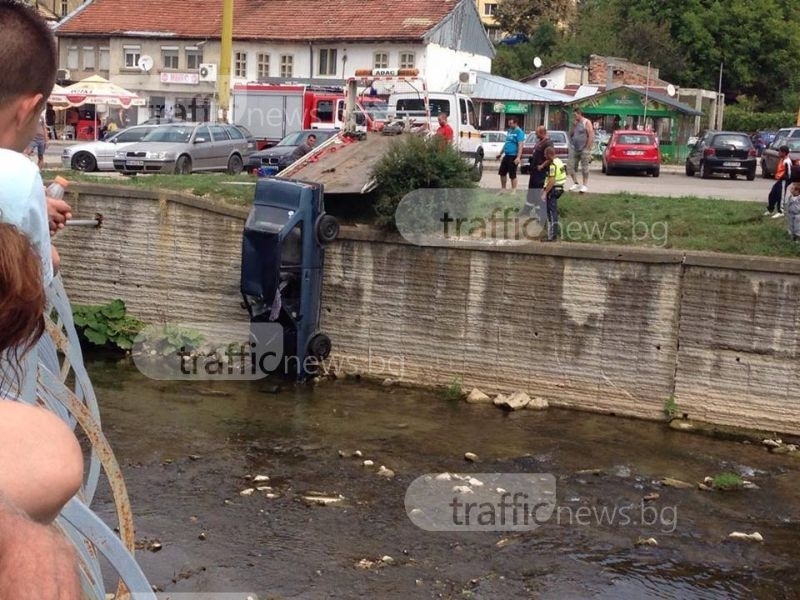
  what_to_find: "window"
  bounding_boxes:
[399,52,415,69]
[484,2,497,16]
[60,0,68,16]
[115,128,150,143]
[234,52,247,78]
[315,100,334,124]
[459,98,468,125]
[99,47,110,70]
[66,46,79,70]
[280,54,293,78]
[318,48,337,76]
[123,46,141,69]
[162,46,179,70]
[82,46,95,70]
[209,124,230,141]
[186,47,203,70]
[257,53,270,79]
[227,125,244,140]
[373,52,389,69]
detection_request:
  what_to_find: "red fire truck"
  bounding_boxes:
[231,83,386,149]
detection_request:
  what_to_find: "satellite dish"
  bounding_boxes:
[533,56,542,69]
[666,84,676,97]
[138,55,154,72]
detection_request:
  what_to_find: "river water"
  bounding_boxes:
[89,360,800,600]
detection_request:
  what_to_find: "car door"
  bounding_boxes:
[209,124,235,171]
[191,125,215,171]
[97,127,149,169]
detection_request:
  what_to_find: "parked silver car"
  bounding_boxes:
[62,125,156,171]
[113,122,251,175]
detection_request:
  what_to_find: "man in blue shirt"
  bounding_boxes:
[496,117,525,193]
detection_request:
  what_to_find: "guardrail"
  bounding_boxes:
[15,275,155,600]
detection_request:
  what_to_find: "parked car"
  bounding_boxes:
[244,129,338,173]
[602,129,661,177]
[479,130,507,159]
[499,33,529,46]
[760,127,800,178]
[113,122,251,175]
[520,130,568,174]
[62,125,156,171]
[751,130,777,157]
[685,130,757,180]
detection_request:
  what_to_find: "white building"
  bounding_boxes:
[54,0,495,124]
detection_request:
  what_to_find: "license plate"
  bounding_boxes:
[626,150,644,156]
[126,160,144,166]
[723,161,740,167]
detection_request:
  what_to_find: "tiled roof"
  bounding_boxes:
[56,0,458,41]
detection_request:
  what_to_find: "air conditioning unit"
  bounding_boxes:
[199,63,217,82]
[539,78,553,88]
[458,71,477,85]
[56,68,71,81]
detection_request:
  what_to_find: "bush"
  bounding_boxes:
[371,135,477,230]
[723,107,795,132]
[72,299,144,351]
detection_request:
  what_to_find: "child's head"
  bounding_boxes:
[545,146,555,159]
[780,145,790,156]
[791,182,800,196]
[0,1,57,152]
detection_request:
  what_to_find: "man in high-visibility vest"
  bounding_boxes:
[542,146,567,241]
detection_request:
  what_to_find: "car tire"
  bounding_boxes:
[700,161,711,179]
[307,332,332,360]
[470,152,483,182]
[605,163,614,176]
[601,161,606,174]
[71,151,97,172]
[761,160,770,178]
[652,167,660,178]
[315,213,339,245]
[175,155,192,175]
[747,169,756,181]
[685,162,695,177]
[729,173,737,180]
[227,154,244,175]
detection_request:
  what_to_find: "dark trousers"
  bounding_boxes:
[546,187,562,240]
[520,186,546,223]
[768,179,787,213]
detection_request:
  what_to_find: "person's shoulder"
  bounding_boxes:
[0,149,38,179]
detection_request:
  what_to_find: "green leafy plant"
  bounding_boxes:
[141,324,205,356]
[663,395,678,420]
[72,299,144,351]
[443,377,463,402]
[711,472,743,490]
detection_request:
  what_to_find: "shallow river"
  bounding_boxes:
[89,360,800,600]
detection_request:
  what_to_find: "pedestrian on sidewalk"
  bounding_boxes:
[497,117,525,193]
[786,182,800,241]
[520,125,552,219]
[567,106,593,194]
[765,145,792,218]
[542,146,567,241]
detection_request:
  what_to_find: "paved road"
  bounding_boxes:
[480,160,772,203]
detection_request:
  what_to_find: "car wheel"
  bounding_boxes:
[227,154,244,175]
[700,161,711,179]
[71,151,97,172]
[315,213,340,245]
[470,152,483,182]
[652,167,660,178]
[601,160,606,174]
[729,173,737,180]
[685,161,695,177]
[605,163,614,176]
[761,160,770,178]
[307,332,332,359]
[747,169,756,181]
[174,155,192,175]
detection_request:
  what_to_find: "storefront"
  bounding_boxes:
[568,86,702,161]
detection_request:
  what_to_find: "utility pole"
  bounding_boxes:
[217,0,234,122]
[716,62,724,129]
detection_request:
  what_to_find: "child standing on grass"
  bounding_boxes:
[786,182,800,242]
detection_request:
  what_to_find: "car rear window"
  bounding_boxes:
[713,134,750,148]
[617,134,655,145]
[549,132,568,144]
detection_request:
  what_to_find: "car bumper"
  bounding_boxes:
[607,159,660,171]
[113,159,173,174]
[61,156,73,169]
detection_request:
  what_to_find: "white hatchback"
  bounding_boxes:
[480,130,508,160]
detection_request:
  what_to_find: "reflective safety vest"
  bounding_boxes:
[549,157,567,186]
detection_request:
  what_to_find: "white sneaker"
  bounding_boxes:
[579,185,588,193]
[771,211,784,219]
[569,183,581,192]
[763,210,772,216]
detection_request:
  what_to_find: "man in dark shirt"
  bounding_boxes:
[290,134,317,162]
[520,125,553,219]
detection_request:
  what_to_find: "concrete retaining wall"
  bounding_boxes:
[56,184,800,434]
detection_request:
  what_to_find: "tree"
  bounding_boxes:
[494,0,577,36]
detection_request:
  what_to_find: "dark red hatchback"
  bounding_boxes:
[602,130,661,177]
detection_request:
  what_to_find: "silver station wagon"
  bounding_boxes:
[113,122,251,175]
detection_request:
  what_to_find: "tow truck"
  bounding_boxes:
[276,69,485,194]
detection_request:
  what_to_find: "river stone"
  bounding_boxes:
[728,531,763,542]
[494,391,531,411]
[377,465,395,478]
[525,396,549,410]
[660,477,694,489]
[464,452,479,462]
[466,388,492,404]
